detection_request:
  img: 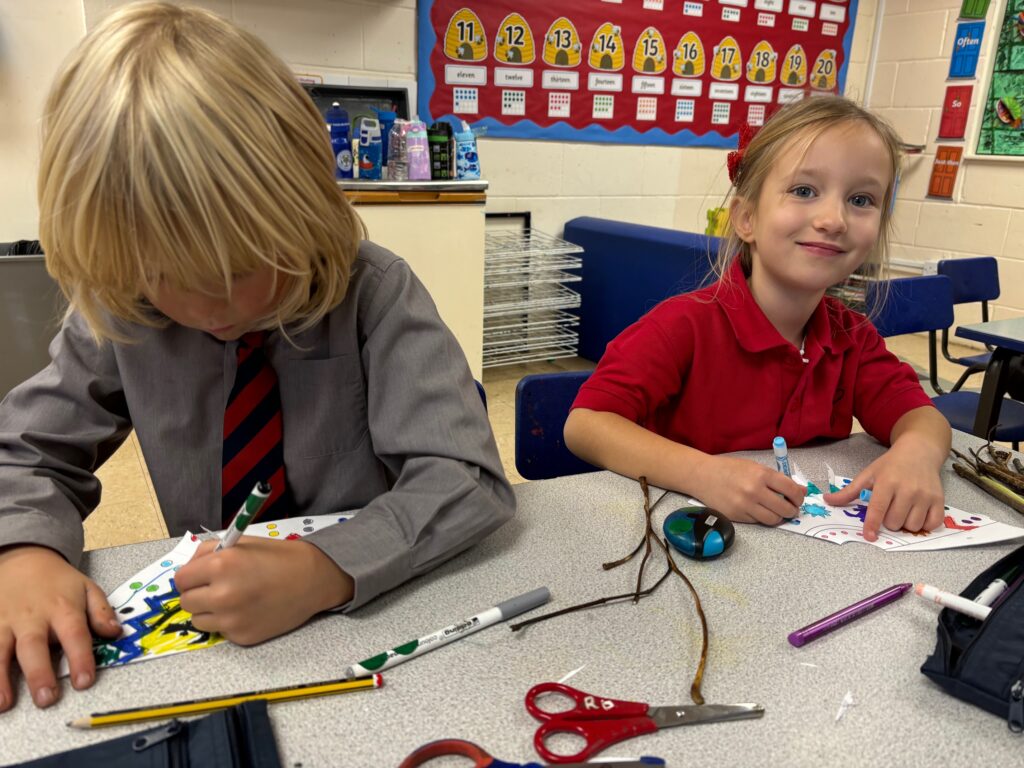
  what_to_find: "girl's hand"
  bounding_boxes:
[0,545,121,712]
[691,455,806,526]
[175,538,354,646]
[823,441,945,542]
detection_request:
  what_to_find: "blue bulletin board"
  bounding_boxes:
[416,0,861,148]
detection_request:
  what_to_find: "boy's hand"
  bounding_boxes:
[823,441,945,542]
[175,538,353,646]
[0,545,120,712]
[692,455,805,526]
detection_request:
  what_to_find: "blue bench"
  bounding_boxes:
[563,217,719,362]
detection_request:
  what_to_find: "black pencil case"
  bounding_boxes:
[920,542,1024,731]
[7,700,282,768]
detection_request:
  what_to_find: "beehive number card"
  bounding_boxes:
[416,0,860,147]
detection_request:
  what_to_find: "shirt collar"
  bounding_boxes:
[717,260,849,356]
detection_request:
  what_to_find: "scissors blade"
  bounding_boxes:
[650,702,765,727]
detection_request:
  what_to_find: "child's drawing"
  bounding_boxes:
[778,465,1024,551]
[60,512,355,676]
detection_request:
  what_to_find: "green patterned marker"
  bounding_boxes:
[343,587,551,679]
[215,481,271,551]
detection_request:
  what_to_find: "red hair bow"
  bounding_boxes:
[727,123,759,185]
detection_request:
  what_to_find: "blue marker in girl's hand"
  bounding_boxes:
[773,436,792,478]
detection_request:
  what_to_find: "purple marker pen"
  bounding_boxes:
[788,583,913,648]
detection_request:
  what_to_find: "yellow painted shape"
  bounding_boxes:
[672,32,705,77]
[746,40,777,84]
[811,49,838,91]
[711,36,742,82]
[445,7,488,62]
[632,26,667,74]
[589,22,624,71]
[495,12,535,65]
[543,17,582,67]
[781,44,808,86]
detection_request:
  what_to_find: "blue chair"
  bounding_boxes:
[867,274,1024,450]
[515,371,599,480]
[934,257,1000,393]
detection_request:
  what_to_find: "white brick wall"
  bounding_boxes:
[870,0,1024,316]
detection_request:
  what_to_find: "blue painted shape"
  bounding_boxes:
[802,503,830,518]
[844,504,868,523]
[950,21,984,78]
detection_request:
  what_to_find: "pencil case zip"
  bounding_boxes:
[921,544,1024,729]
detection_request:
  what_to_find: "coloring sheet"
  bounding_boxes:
[60,512,355,676]
[778,465,1024,551]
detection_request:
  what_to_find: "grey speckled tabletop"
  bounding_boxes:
[1,432,1023,767]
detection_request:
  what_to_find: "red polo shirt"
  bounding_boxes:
[572,261,934,454]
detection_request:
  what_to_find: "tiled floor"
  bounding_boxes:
[82,334,984,550]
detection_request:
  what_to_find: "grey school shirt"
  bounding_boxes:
[0,241,515,610]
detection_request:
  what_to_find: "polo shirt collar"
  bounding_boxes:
[717,260,849,356]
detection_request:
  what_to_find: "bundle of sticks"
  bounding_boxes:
[951,443,1024,516]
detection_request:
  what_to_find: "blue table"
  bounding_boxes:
[955,318,1024,438]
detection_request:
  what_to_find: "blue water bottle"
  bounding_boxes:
[454,120,481,180]
[325,101,352,179]
[374,109,397,172]
[358,117,383,180]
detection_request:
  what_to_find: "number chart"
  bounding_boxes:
[417,0,859,147]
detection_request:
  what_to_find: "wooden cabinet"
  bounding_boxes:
[344,181,487,378]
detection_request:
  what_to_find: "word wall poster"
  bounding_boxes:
[416,1,860,148]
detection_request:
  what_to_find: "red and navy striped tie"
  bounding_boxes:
[222,331,288,526]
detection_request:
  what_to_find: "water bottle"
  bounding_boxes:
[454,120,481,180]
[407,119,431,180]
[386,120,410,181]
[375,109,397,171]
[325,102,352,179]
[427,121,454,180]
[357,117,383,180]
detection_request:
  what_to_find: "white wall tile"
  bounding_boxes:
[876,11,949,61]
[478,138,563,198]
[960,161,1024,209]
[875,107,932,145]
[867,62,898,108]
[890,200,921,243]
[363,3,415,74]
[522,197,603,238]
[598,197,677,230]
[562,144,645,197]
[640,147,682,196]
[1004,211,1024,258]
[995,257,1024,312]
[916,202,1009,254]
[892,60,952,108]
[233,0,366,70]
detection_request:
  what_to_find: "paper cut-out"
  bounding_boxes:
[60,512,355,676]
[776,465,1024,552]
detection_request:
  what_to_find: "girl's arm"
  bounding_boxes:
[824,405,950,540]
[564,408,805,525]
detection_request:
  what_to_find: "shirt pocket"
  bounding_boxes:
[278,354,368,458]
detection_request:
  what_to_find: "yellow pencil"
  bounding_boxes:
[67,673,383,728]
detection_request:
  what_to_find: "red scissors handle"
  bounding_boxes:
[533,715,658,764]
[525,683,657,764]
[398,739,494,768]
[525,682,651,721]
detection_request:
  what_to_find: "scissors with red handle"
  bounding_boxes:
[526,682,765,763]
[399,738,665,767]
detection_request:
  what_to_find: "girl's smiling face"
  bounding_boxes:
[144,266,286,340]
[732,120,893,304]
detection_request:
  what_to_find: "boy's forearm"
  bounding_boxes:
[889,405,952,469]
[563,408,710,495]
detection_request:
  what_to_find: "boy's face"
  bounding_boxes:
[145,266,284,341]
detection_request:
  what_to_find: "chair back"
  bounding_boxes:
[866,274,954,338]
[937,257,1000,305]
[515,371,599,480]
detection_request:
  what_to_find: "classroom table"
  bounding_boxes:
[956,317,1024,438]
[2,432,1023,767]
